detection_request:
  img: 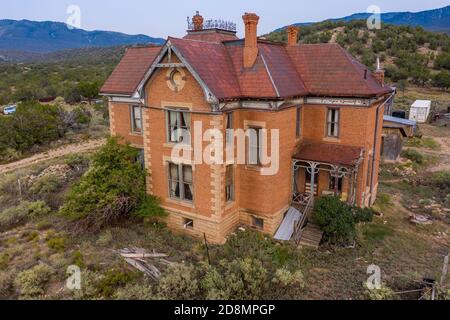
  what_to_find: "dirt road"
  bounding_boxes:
[0,139,106,175]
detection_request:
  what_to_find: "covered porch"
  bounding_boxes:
[274,142,364,247]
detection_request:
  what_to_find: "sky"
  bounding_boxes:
[1,0,449,38]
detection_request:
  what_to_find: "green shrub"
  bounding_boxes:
[46,236,66,252]
[0,271,14,298]
[405,137,440,150]
[365,284,395,300]
[0,252,11,270]
[430,171,450,189]
[0,201,50,230]
[115,283,154,300]
[98,267,138,298]
[353,207,375,223]
[401,149,425,164]
[60,138,165,232]
[72,251,85,268]
[14,263,54,297]
[158,264,199,300]
[28,175,61,195]
[312,196,356,246]
[202,258,268,300]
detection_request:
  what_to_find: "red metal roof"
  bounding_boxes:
[183,30,238,42]
[293,142,363,167]
[100,46,162,95]
[101,36,393,100]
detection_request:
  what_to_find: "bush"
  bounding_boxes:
[115,283,154,300]
[365,284,395,300]
[312,196,356,246]
[46,236,66,252]
[98,267,138,298]
[157,264,200,300]
[401,149,425,164]
[0,271,14,298]
[0,201,51,231]
[353,207,375,223]
[14,263,54,297]
[60,138,165,232]
[430,171,450,189]
[28,175,61,196]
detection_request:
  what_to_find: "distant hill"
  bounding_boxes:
[276,6,450,33]
[0,19,165,53]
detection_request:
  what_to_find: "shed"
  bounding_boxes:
[382,116,416,161]
[409,100,431,123]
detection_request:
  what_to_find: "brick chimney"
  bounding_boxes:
[242,13,260,68]
[372,57,385,86]
[287,25,299,46]
[192,11,204,30]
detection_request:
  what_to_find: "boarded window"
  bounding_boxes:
[168,163,193,202]
[247,127,262,166]
[130,105,142,134]
[327,108,339,137]
[167,110,191,144]
[225,165,234,202]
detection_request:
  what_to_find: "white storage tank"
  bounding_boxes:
[409,100,431,123]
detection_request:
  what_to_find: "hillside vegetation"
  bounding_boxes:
[267,20,450,90]
[0,46,126,105]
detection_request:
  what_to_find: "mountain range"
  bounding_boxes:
[277,5,450,33]
[0,6,448,60]
[0,19,165,53]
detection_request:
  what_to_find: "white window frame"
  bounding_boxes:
[225,165,235,203]
[327,108,340,138]
[130,105,143,134]
[166,110,191,145]
[247,127,263,166]
[168,162,194,202]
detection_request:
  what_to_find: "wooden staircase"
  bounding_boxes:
[298,224,324,249]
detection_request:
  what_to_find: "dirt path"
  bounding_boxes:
[0,139,106,175]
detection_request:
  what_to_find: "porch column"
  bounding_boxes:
[306,162,319,201]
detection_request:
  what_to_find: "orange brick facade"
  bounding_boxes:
[107,58,388,243]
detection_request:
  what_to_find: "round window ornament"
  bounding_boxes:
[166,68,186,92]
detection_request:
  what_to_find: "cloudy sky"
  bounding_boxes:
[1,0,448,37]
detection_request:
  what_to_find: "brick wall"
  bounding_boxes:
[109,102,144,148]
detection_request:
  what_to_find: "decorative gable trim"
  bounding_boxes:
[136,40,219,110]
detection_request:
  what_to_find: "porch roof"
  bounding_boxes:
[293,142,364,167]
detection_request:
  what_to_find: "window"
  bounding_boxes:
[167,110,191,144]
[183,218,194,230]
[225,165,234,202]
[327,108,340,137]
[366,156,373,188]
[329,174,343,194]
[296,106,302,138]
[247,127,262,166]
[136,149,145,169]
[252,216,264,230]
[168,163,193,202]
[130,105,142,134]
[226,113,234,146]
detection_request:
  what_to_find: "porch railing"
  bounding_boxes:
[292,195,314,246]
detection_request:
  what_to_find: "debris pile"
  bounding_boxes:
[118,247,174,281]
[22,164,72,186]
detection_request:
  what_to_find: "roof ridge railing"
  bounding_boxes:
[187,18,237,32]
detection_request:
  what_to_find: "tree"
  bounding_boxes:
[433,71,450,91]
[77,81,99,104]
[60,138,165,232]
[397,79,407,95]
[435,52,450,70]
